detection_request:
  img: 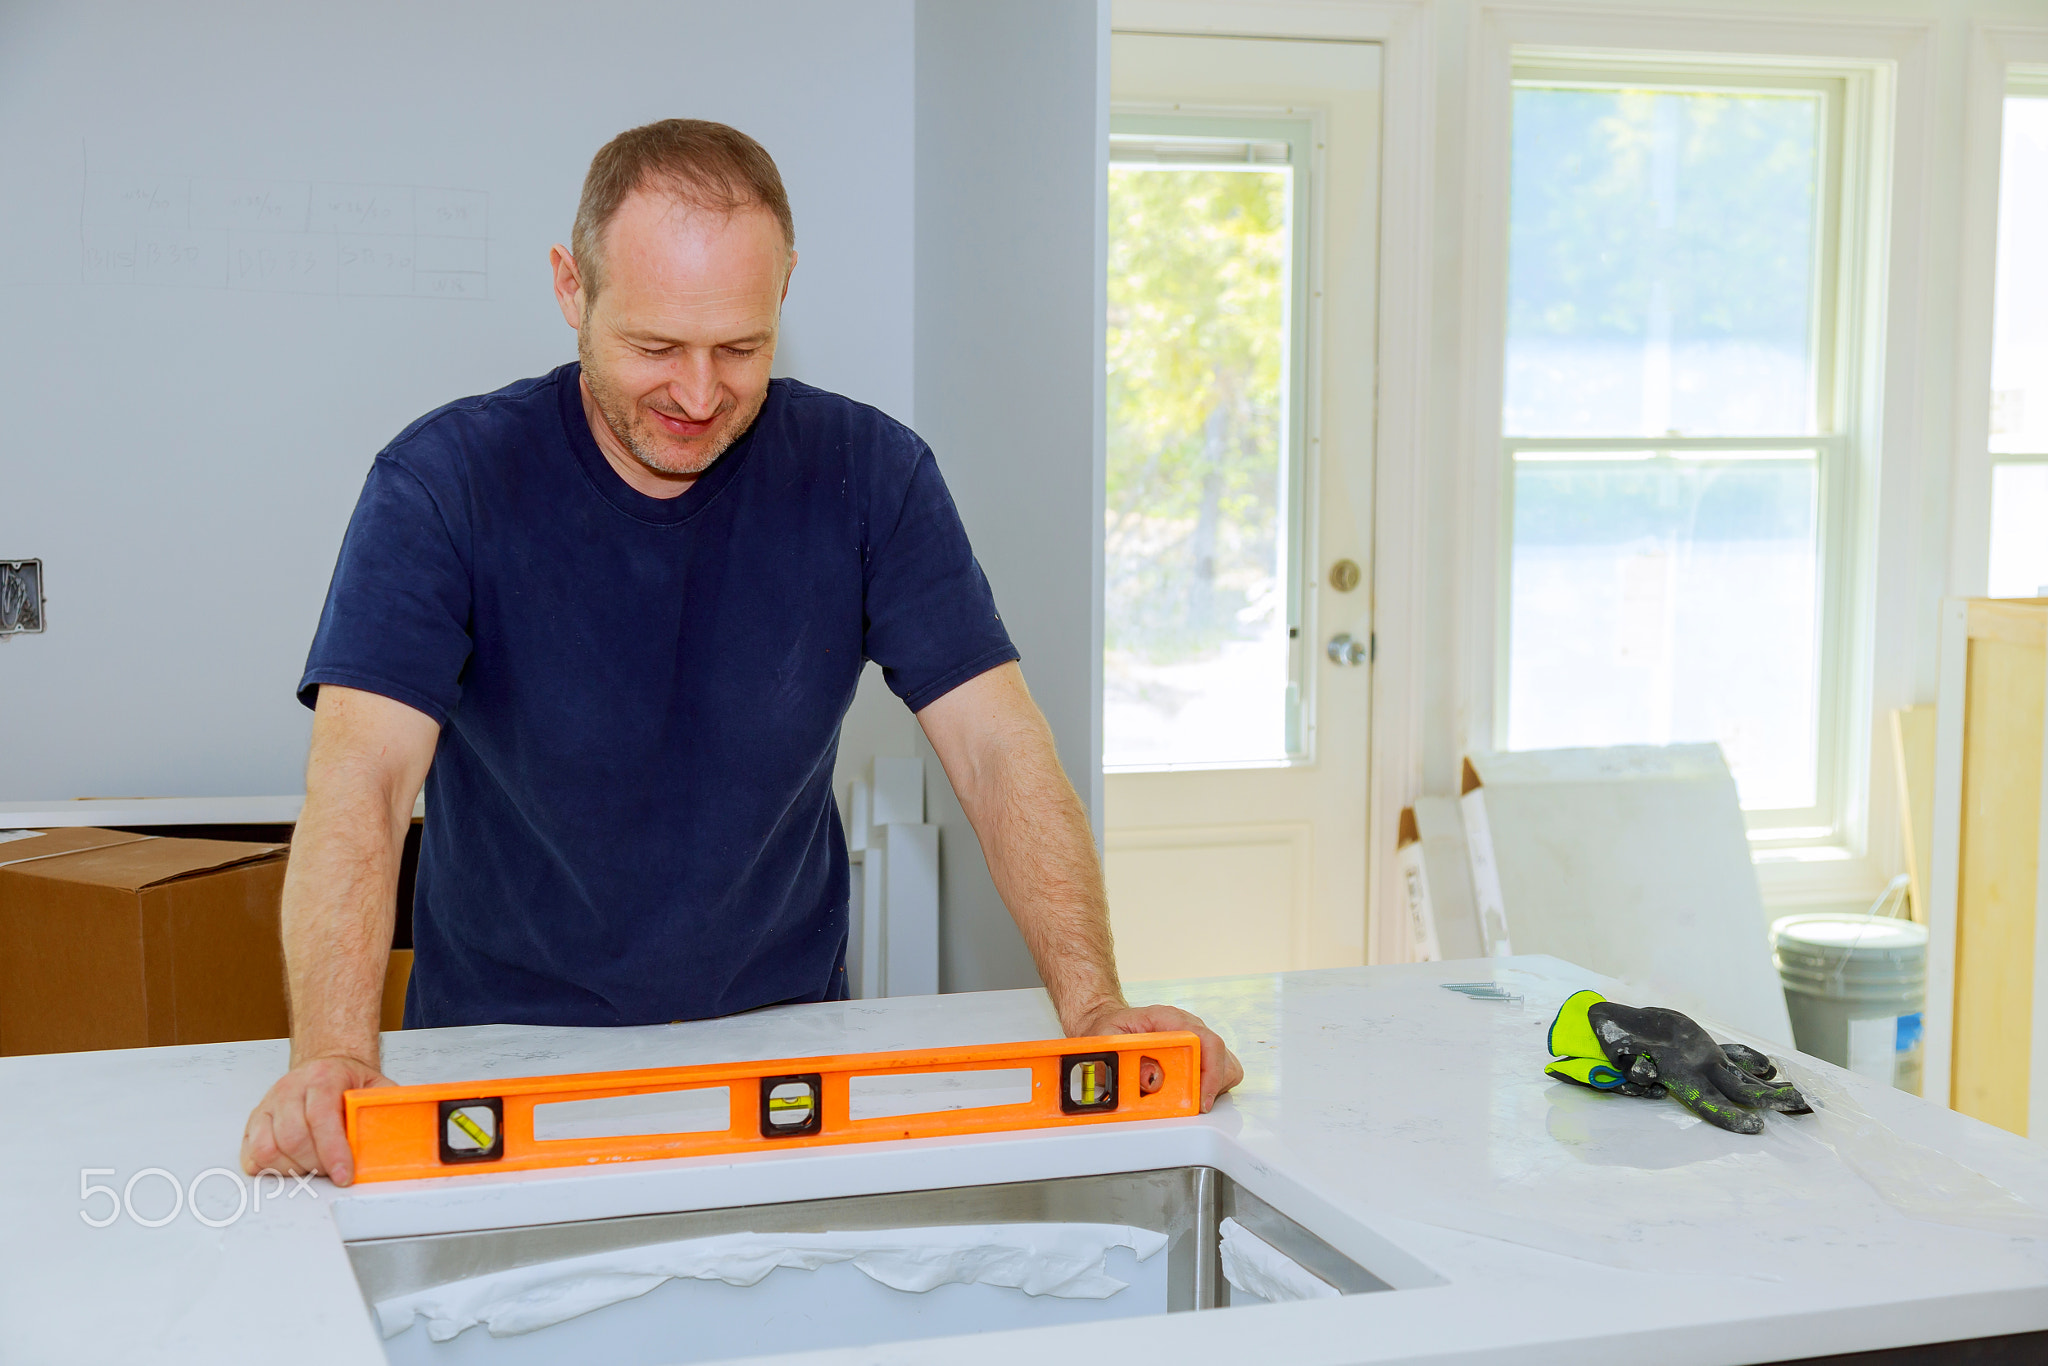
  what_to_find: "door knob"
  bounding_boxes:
[1326,633,1368,666]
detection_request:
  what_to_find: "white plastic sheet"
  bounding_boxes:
[375,1222,1170,1342]
[1774,1060,2048,1238]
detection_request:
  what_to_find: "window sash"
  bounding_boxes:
[1981,80,2048,599]
[1500,435,1849,838]
[1988,457,2048,600]
[1991,84,2048,460]
[1498,59,1859,846]
[1504,66,1847,441]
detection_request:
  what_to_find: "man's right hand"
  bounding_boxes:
[240,1055,394,1186]
[245,684,436,1187]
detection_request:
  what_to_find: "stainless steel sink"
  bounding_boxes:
[347,1165,1391,1362]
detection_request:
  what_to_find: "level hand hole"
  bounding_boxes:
[533,1086,730,1141]
[848,1068,1033,1120]
[1139,1056,1163,1094]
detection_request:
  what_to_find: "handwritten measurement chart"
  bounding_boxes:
[81,175,489,298]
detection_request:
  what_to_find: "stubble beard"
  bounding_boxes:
[578,328,765,477]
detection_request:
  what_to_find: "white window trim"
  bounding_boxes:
[1495,62,1856,843]
[1951,35,2048,600]
[1456,7,1939,914]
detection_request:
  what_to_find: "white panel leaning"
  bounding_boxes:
[845,757,940,999]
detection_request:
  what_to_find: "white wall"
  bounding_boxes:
[0,0,916,799]
[1,0,1111,997]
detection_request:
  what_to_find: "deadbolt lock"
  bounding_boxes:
[1328,558,1361,593]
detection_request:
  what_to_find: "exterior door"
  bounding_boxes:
[1103,33,1382,980]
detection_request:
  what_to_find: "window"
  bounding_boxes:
[1499,62,1861,837]
[1103,117,1311,769]
[1987,83,2048,599]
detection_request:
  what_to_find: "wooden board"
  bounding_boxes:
[1891,705,1937,925]
[1939,600,2048,1136]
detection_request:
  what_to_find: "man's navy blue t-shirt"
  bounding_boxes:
[300,364,1017,1029]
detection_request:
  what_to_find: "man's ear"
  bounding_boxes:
[550,244,586,331]
[780,248,798,305]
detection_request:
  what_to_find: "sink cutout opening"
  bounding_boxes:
[848,1067,1033,1120]
[345,1165,1432,1366]
[533,1086,730,1142]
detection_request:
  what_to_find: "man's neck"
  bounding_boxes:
[578,377,700,501]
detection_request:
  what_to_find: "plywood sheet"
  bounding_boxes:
[1892,705,1937,924]
[1952,633,2047,1134]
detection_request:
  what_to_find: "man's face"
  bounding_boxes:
[554,191,793,484]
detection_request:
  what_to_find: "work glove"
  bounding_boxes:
[1544,989,1812,1135]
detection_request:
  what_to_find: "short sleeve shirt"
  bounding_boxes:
[300,364,1017,1028]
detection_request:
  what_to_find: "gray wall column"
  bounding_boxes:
[912,0,1109,994]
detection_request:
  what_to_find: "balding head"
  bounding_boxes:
[570,118,794,305]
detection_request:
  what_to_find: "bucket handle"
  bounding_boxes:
[1793,874,1915,995]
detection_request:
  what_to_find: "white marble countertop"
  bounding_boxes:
[0,793,428,828]
[0,796,310,826]
[5,956,2048,1366]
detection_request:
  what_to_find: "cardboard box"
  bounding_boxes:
[0,827,289,1055]
[383,949,412,1032]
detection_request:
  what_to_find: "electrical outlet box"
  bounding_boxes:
[0,560,42,635]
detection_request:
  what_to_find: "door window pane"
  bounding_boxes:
[1104,157,1293,767]
[1991,97,2048,455]
[1507,453,1821,809]
[1989,463,2048,599]
[1505,86,1823,438]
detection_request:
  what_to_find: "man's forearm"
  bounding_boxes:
[918,665,1125,1032]
[981,750,1125,1031]
[242,687,437,1183]
[281,764,410,1069]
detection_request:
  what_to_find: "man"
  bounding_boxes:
[241,120,1241,1186]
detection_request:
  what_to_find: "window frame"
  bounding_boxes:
[1494,59,1870,847]
[1984,73,2048,599]
[1103,111,1320,771]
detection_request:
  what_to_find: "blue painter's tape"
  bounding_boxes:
[1896,1012,1924,1052]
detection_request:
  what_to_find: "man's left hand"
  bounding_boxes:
[913,667,1244,1116]
[1072,1002,1244,1113]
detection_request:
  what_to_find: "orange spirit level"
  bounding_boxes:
[343,1031,1203,1183]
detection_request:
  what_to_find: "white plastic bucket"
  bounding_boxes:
[1772,913,1927,1094]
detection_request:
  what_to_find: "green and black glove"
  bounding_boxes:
[1545,989,1812,1135]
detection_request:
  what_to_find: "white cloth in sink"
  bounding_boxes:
[1218,1217,1339,1303]
[376,1222,1170,1341]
